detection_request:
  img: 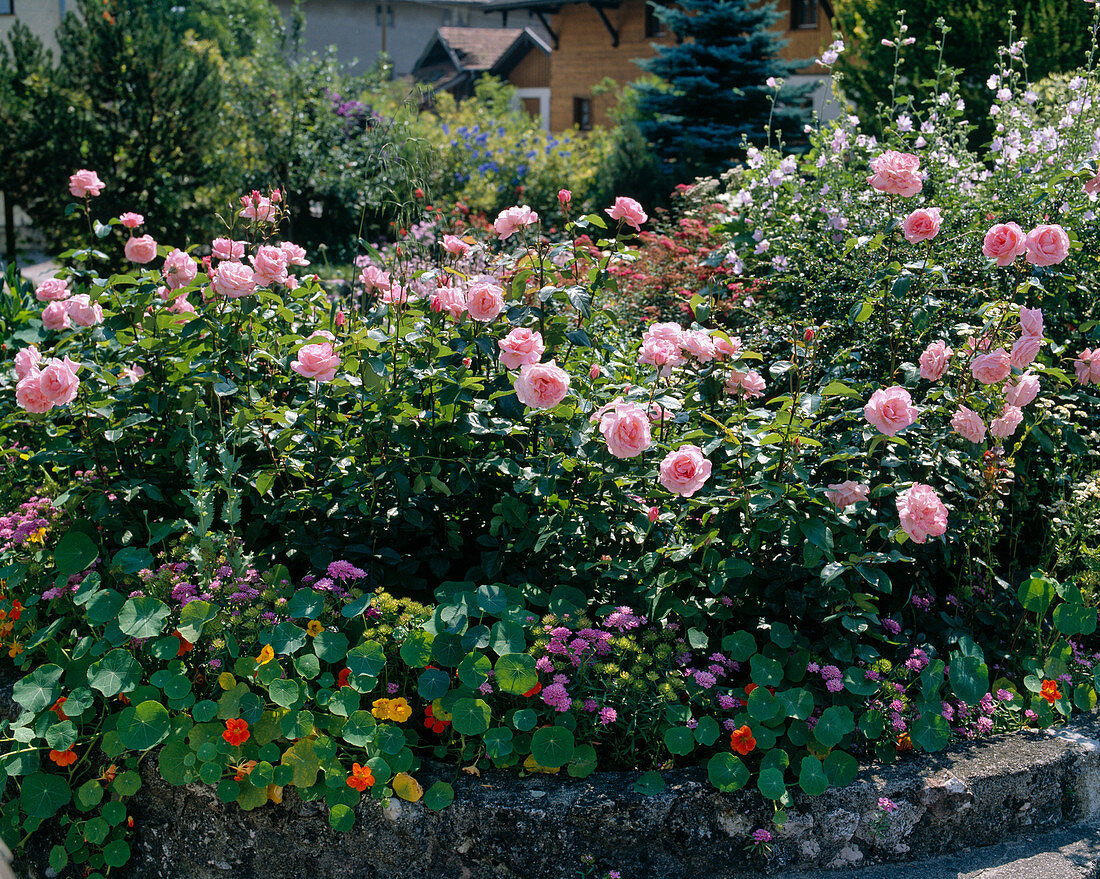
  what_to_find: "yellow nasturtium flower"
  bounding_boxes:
[306,620,324,637]
[255,644,275,665]
[371,697,412,723]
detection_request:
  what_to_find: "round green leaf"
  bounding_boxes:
[451,698,492,736]
[750,654,784,687]
[113,547,153,575]
[483,727,514,760]
[12,665,64,713]
[75,779,104,811]
[287,588,325,619]
[633,770,666,795]
[424,781,455,811]
[103,840,131,869]
[798,756,828,796]
[329,803,355,831]
[814,706,855,749]
[400,631,434,668]
[707,752,748,792]
[722,631,757,661]
[530,726,574,768]
[54,531,99,576]
[949,655,989,706]
[314,631,350,662]
[911,712,951,752]
[495,653,538,695]
[20,772,71,818]
[118,597,171,639]
[341,710,377,747]
[269,622,307,656]
[417,668,450,701]
[757,767,787,801]
[663,726,695,756]
[823,750,858,787]
[567,743,598,778]
[268,678,300,709]
[694,715,720,746]
[117,700,171,751]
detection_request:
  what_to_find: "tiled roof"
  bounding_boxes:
[436,26,530,69]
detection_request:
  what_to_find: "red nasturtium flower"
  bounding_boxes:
[346,762,375,792]
[744,683,758,696]
[730,725,756,756]
[523,682,543,698]
[50,696,68,720]
[173,630,194,656]
[1040,679,1062,704]
[423,704,450,734]
[336,667,352,688]
[49,748,77,767]
[222,718,250,747]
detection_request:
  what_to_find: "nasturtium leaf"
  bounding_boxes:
[798,757,828,796]
[287,588,325,619]
[843,668,881,696]
[859,709,885,739]
[86,588,125,625]
[191,700,217,723]
[346,641,387,678]
[117,701,170,751]
[329,803,355,831]
[693,716,720,746]
[814,706,855,749]
[823,750,858,787]
[314,631,349,662]
[281,738,320,788]
[375,726,406,755]
[512,708,537,732]
[269,622,307,656]
[457,652,492,689]
[268,679,300,709]
[1054,603,1098,637]
[1018,575,1056,614]
[417,668,450,701]
[663,726,695,756]
[103,840,131,868]
[392,772,423,802]
[12,665,64,712]
[483,727,514,760]
[476,584,509,616]
[757,767,787,800]
[217,779,240,803]
[45,721,78,751]
[20,772,71,818]
[747,687,782,721]
[495,653,538,695]
[451,698,492,736]
[949,655,989,706]
[707,753,748,792]
[424,781,455,810]
[112,547,153,575]
[341,710,377,747]
[567,743,598,778]
[778,688,814,720]
[54,531,99,576]
[341,593,373,618]
[750,654,784,687]
[430,632,465,667]
[118,597,171,639]
[101,800,126,826]
[399,631,434,668]
[911,712,951,752]
[158,740,194,786]
[633,770,665,795]
[177,600,219,642]
[75,779,104,811]
[83,817,110,844]
[530,726,574,768]
[294,653,321,680]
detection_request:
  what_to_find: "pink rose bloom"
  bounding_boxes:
[433,285,468,320]
[645,322,685,346]
[35,278,70,303]
[970,349,1011,384]
[990,404,1024,440]
[867,151,923,197]
[1075,349,1100,385]
[279,242,310,266]
[66,294,104,328]
[863,386,918,436]
[981,222,1028,266]
[1019,306,1043,337]
[638,337,685,376]
[514,360,570,409]
[558,189,572,206]
[212,261,257,298]
[498,328,545,369]
[681,330,716,363]
[648,401,671,423]
[901,207,942,244]
[119,364,145,383]
[309,329,336,342]
[825,481,869,509]
[493,205,539,240]
[951,406,986,444]
[124,234,158,264]
[725,369,766,398]
[250,245,290,287]
[466,279,506,322]
[713,334,742,359]
[14,346,42,381]
[599,402,652,459]
[42,301,72,331]
[212,238,246,261]
[896,483,948,544]
[38,357,80,406]
[168,294,195,315]
[919,340,952,381]
[381,285,409,306]
[1025,224,1070,267]
[359,265,392,294]
[659,445,712,497]
[1086,173,1100,196]
[1005,371,1040,407]
[291,341,340,382]
[68,169,104,198]
[606,196,648,230]
[1010,333,1042,369]
[442,235,470,257]
[119,212,144,229]
[16,373,52,414]
[163,249,198,290]
[239,194,276,222]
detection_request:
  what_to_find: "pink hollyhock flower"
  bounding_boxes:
[119,212,144,228]
[493,205,539,240]
[970,349,1011,384]
[896,483,948,544]
[1075,349,1100,385]
[919,340,952,381]
[66,294,104,328]
[990,404,1024,440]
[239,193,276,222]
[1005,371,1040,407]
[124,234,158,264]
[15,373,52,414]
[606,196,648,230]
[212,238,246,261]
[250,245,289,287]
[599,402,652,459]
[498,328,545,370]
[41,301,71,331]
[863,386,918,436]
[713,334,742,359]
[901,207,942,243]
[725,369,766,398]
[867,151,923,197]
[38,357,80,406]
[1019,306,1043,337]
[442,235,470,257]
[466,279,505,322]
[163,249,198,290]
[1025,224,1070,267]
[68,169,104,198]
[279,242,310,266]
[291,341,339,382]
[211,261,256,298]
[982,222,1028,266]
[359,265,391,294]
[1010,333,1042,368]
[659,445,712,497]
[14,346,41,381]
[951,406,986,443]
[514,360,570,409]
[681,330,716,363]
[35,278,70,303]
[826,481,869,509]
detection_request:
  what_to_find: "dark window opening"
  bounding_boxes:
[376,4,393,27]
[645,2,666,38]
[791,0,818,29]
[0,1,13,15]
[574,97,592,131]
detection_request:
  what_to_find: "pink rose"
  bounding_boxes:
[239,194,276,222]
[66,294,104,328]
[68,169,104,198]
[163,249,198,290]
[212,261,256,298]
[14,346,41,381]
[981,222,1028,267]
[681,330,716,363]
[466,279,505,322]
[498,328,545,369]
[279,242,310,266]
[514,360,570,409]
[606,196,648,230]
[1025,224,1070,267]
[250,245,289,287]
[725,369,766,398]
[896,483,948,544]
[918,340,952,381]
[645,322,684,346]
[119,212,144,229]
[901,207,942,244]
[493,205,539,240]
[1019,306,1043,337]
[1010,333,1042,369]
[359,265,391,294]
[558,189,572,206]
[291,341,340,382]
[1075,349,1100,385]
[863,386,918,436]
[433,285,467,320]
[212,238,246,261]
[35,278,70,303]
[659,445,712,497]
[168,294,195,315]
[16,373,52,414]
[42,301,72,331]
[970,349,1011,385]
[825,481,869,509]
[1086,173,1100,196]
[442,235,470,257]
[599,402,652,459]
[120,364,146,383]
[867,151,923,197]
[638,337,684,376]
[381,285,409,306]
[124,234,158,264]
[951,406,986,444]
[1005,371,1040,408]
[990,404,1024,440]
[38,357,80,406]
[713,334,742,359]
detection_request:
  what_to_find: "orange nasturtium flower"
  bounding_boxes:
[9,600,22,621]
[336,667,352,688]
[49,748,78,767]
[371,697,412,723]
[306,620,324,637]
[1040,679,1062,704]
[50,697,68,720]
[730,725,756,756]
[222,718,250,747]
[7,642,22,658]
[346,762,375,792]
[255,645,275,666]
[173,630,194,657]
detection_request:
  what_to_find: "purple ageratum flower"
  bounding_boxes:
[718,694,738,710]
[806,662,820,674]
[911,594,932,611]
[693,670,717,689]
[821,664,842,681]
[478,681,494,695]
[387,682,400,694]
[825,678,844,693]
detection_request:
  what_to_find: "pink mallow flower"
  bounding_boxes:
[901,207,941,244]
[659,445,712,498]
[863,386,918,436]
[291,341,340,383]
[896,483,948,544]
[599,402,652,459]
[867,151,923,197]
[825,481,869,509]
[498,328,545,370]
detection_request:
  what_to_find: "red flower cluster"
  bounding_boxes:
[424,704,450,735]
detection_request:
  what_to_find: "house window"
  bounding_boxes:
[645,2,666,38]
[375,4,393,27]
[0,1,13,15]
[442,9,451,25]
[791,0,818,29]
[574,97,592,131]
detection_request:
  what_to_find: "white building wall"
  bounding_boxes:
[0,0,64,54]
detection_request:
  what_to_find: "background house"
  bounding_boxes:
[0,0,65,52]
